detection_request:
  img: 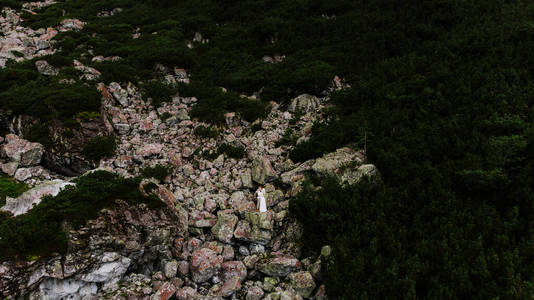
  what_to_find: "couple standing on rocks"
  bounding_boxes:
[255,186,267,213]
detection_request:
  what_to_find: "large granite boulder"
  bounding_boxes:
[211,210,238,243]
[257,255,301,277]
[190,248,223,283]
[311,147,360,176]
[2,134,44,167]
[288,94,320,113]
[288,271,316,298]
[251,156,277,184]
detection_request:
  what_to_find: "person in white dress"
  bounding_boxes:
[255,186,267,212]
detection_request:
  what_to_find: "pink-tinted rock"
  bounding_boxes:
[175,286,197,300]
[221,261,247,281]
[137,143,164,157]
[246,286,264,300]
[219,276,241,297]
[177,260,189,276]
[2,134,44,166]
[288,271,316,298]
[0,162,18,176]
[190,248,223,283]
[222,245,235,261]
[151,282,176,300]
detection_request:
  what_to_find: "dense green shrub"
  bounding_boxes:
[82,135,117,161]
[0,0,22,8]
[0,173,28,207]
[141,80,178,107]
[0,171,162,261]
[216,143,245,159]
[0,79,101,121]
[275,128,297,147]
[193,125,218,138]
[141,164,172,181]
[24,122,53,148]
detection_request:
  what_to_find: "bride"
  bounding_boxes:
[255,186,267,213]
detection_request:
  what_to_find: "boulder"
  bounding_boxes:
[151,282,176,300]
[257,255,301,277]
[80,253,131,283]
[246,286,264,300]
[219,276,241,297]
[288,271,316,298]
[3,134,44,166]
[108,82,129,106]
[311,147,359,176]
[36,278,97,300]
[340,163,379,185]
[190,248,223,283]
[251,156,277,184]
[136,143,164,157]
[245,211,273,230]
[175,286,197,300]
[1,180,74,216]
[35,60,58,76]
[288,94,320,113]
[0,162,18,176]
[221,261,247,281]
[163,260,178,279]
[233,219,271,245]
[211,210,238,243]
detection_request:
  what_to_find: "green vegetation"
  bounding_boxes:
[0,0,22,9]
[141,80,178,107]
[275,128,297,147]
[193,125,218,139]
[287,0,534,298]
[159,112,172,122]
[0,173,28,207]
[23,122,53,148]
[216,143,245,159]
[141,164,172,182]
[0,171,163,261]
[82,135,117,161]
[3,0,534,297]
[0,74,102,121]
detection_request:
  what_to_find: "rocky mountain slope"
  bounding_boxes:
[0,2,374,299]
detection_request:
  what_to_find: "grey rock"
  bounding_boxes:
[288,94,320,113]
[35,60,58,76]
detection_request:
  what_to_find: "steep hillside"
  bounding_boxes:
[2,0,534,299]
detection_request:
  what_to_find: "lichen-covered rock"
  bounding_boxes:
[221,261,247,281]
[311,147,360,177]
[340,163,379,185]
[175,286,198,300]
[234,219,272,245]
[245,211,274,230]
[218,276,241,297]
[35,60,58,76]
[190,248,223,283]
[211,210,238,243]
[288,94,320,113]
[288,271,316,298]
[151,281,177,300]
[163,260,178,279]
[251,156,277,184]
[257,255,301,277]
[246,285,264,300]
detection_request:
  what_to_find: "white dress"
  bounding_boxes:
[256,189,267,212]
